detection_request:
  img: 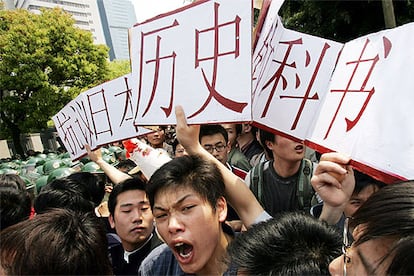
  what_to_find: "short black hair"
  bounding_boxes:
[34,178,95,214]
[147,155,225,211]
[0,187,31,231]
[227,212,341,275]
[0,208,112,275]
[199,124,229,144]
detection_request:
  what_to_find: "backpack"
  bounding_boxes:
[249,158,315,213]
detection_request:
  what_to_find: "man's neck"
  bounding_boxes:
[273,157,301,178]
[197,231,232,276]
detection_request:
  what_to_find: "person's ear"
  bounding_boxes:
[216,196,228,223]
[108,214,116,229]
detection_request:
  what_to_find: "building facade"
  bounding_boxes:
[13,0,106,45]
[97,0,136,60]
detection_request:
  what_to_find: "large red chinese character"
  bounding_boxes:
[260,38,329,129]
[189,2,247,119]
[135,20,179,119]
[324,37,392,139]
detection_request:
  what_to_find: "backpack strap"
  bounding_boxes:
[249,160,269,207]
[297,158,314,212]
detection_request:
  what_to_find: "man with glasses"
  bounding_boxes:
[199,124,248,180]
[199,124,248,222]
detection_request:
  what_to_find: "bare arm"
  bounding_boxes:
[311,152,354,225]
[174,106,265,227]
[85,144,131,185]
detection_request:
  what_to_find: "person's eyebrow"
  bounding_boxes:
[153,194,193,212]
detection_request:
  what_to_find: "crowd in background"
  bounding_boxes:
[1,113,413,275]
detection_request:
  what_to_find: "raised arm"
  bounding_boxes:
[311,152,354,225]
[85,144,131,185]
[174,106,267,227]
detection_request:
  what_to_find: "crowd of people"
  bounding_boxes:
[1,105,413,275]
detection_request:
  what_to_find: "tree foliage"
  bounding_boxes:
[279,0,414,43]
[0,8,109,155]
[106,59,131,80]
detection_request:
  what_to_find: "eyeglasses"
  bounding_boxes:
[203,144,226,153]
[342,217,352,276]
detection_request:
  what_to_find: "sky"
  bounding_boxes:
[132,0,191,23]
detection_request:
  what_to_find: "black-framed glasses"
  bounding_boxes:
[203,144,226,153]
[342,217,352,276]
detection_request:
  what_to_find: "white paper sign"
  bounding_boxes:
[52,74,152,160]
[307,23,414,182]
[129,0,252,126]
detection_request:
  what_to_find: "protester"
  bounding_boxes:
[172,138,188,158]
[245,128,317,217]
[312,169,385,231]
[221,123,251,172]
[226,212,341,275]
[311,152,414,275]
[199,124,248,180]
[236,123,263,165]
[145,126,174,157]
[139,154,236,275]
[107,178,162,275]
[0,208,113,275]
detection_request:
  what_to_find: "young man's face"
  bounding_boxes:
[221,124,238,148]
[152,185,227,274]
[268,135,305,162]
[344,184,380,218]
[109,190,154,252]
[200,133,230,165]
[146,128,165,148]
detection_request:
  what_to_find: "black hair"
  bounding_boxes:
[34,178,95,214]
[353,170,385,195]
[147,155,225,211]
[199,124,229,144]
[257,128,274,160]
[67,171,105,206]
[227,212,341,275]
[350,181,414,246]
[0,187,31,231]
[0,208,112,275]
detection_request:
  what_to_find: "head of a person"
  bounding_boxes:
[260,129,304,162]
[0,208,112,275]
[146,126,166,148]
[147,155,228,274]
[172,138,188,158]
[199,124,231,165]
[0,174,27,191]
[0,186,31,231]
[67,171,105,206]
[34,177,95,214]
[227,212,341,275]
[329,181,414,276]
[221,124,242,148]
[108,177,154,252]
[344,170,385,218]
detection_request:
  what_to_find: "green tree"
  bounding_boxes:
[106,59,131,80]
[0,8,109,156]
[279,0,414,43]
